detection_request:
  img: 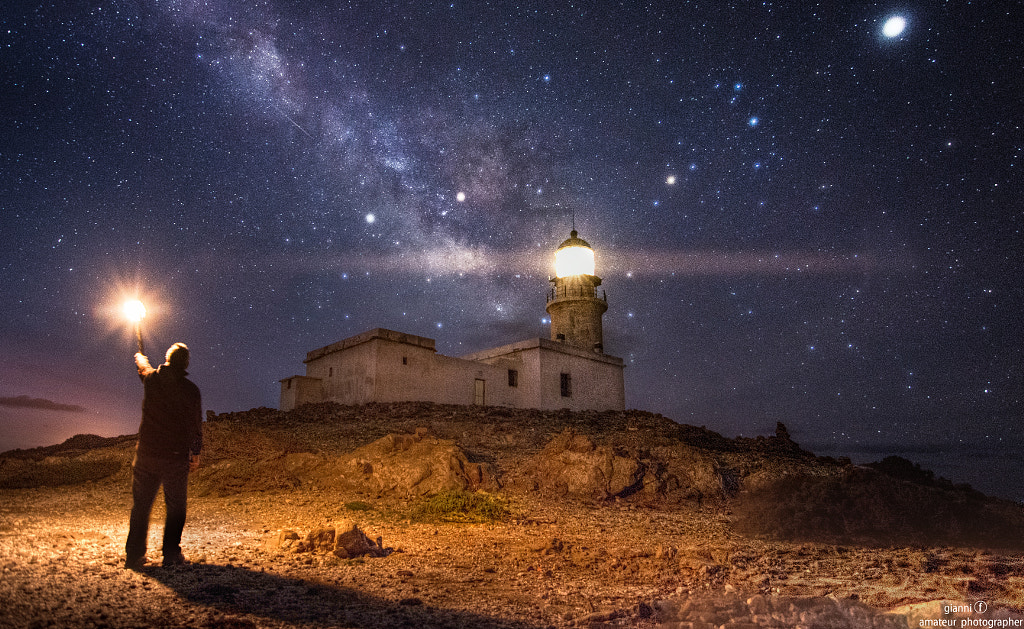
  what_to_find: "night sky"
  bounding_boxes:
[1,2,1021,495]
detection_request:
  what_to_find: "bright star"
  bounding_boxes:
[365,213,375,223]
[883,16,906,38]
[748,116,759,127]
[456,191,466,202]
[666,175,676,185]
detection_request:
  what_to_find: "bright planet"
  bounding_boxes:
[882,16,906,38]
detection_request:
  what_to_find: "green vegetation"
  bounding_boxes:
[345,501,374,512]
[411,489,510,523]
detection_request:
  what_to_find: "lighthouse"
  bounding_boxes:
[281,226,624,412]
[546,229,609,353]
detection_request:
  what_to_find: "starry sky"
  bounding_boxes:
[1,1,1021,495]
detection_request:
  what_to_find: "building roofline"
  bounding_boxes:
[304,328,624,367]
[461,337,624,366]
[279,374,321,383]
[305,328,437,363]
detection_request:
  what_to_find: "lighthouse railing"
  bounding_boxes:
[547,285,607,303]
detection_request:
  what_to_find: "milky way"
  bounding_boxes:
[1,1,1021,496]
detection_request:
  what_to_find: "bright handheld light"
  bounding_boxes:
[123,299,147,353]
[123,299,147,323]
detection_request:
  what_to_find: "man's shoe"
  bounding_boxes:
[124,556,147,570]
[162,552,188,567]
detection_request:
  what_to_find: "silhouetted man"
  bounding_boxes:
[125,342,203,570]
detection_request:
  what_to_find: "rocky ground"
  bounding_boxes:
[2,402,1023,628]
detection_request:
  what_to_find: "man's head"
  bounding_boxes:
[165,342,190,370]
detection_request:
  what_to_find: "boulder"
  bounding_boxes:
[306,526,337,553]
[261,522,388,558]
[260,529,300,552]
[333,520,386,558]
[650,444,731,501]
[319,430,498,497]
[519,429,644,500]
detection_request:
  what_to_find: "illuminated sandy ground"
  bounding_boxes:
[2,480,1024,628]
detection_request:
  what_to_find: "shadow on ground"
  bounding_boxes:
[145,562,541,629]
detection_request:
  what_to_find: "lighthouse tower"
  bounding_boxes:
[546,229,609,353]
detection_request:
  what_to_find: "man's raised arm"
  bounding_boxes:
[134,352,155,380]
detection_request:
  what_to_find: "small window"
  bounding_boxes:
[508,369,518,387]
[560,373,572,397]
[556,333,565,341]
[286,380,292,390]
[329,367,333,377]
[402,356,408,365]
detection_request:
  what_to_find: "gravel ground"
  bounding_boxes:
[3,479,1024,628]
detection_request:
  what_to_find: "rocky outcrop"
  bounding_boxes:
[647,444,734,502]
[731,465,1024,548]
[261,521,389,558]
[316,428,498,497]
[515,428,741,503]
[516,428,645,500]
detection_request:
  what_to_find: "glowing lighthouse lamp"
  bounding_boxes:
[122,299,147,354]
[554,231,596,278]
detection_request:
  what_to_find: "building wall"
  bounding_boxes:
[279,328,625,412]
[536,345,625,411]
[305,337,377,405]
[466,346,542,409]
[370,339,515,406]
[463,337,624,412]
[279,375,323,411]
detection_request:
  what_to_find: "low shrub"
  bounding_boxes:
[411,489,510,523]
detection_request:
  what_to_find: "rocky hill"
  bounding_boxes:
[3,402,1022,550]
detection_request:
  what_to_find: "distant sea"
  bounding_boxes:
[812,443,1024,504]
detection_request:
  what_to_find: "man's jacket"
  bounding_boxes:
[136,363,202,460]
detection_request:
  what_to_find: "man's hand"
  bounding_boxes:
[189,454,201,472]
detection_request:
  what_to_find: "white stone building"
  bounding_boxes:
[279,230,625,412]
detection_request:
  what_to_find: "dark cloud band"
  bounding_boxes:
[0,396,86,413]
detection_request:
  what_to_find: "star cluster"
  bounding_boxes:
[1,1,1021,496]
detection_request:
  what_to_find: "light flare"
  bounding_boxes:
[122,299,147,323]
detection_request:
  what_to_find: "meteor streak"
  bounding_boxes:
[271,103,313,138]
